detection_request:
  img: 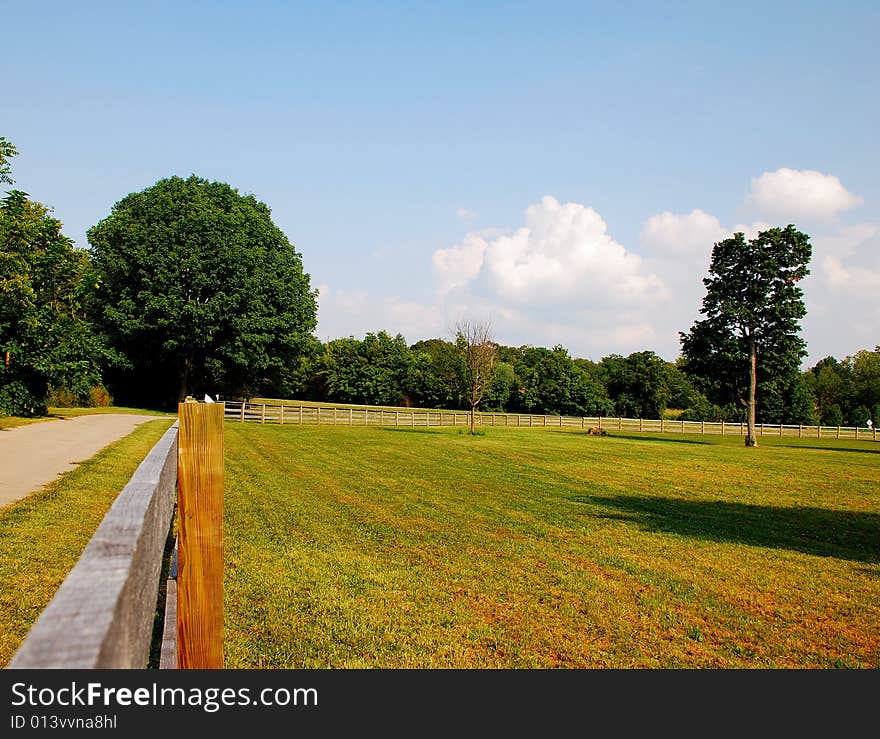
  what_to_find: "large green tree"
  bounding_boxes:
[599,351,670,419]
[319,331,412,406]
[88,175,317,406]
[406,338,465,409]
[680,226,811,446]
[0,189,111,415]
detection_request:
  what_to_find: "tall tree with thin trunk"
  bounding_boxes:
[680,226,811,447]
[455,320,496,435]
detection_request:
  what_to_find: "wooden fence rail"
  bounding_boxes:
[8,422,179,668]
[223,401,878,442]
[8,402,227,670]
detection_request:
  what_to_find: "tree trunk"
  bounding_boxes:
[470,403,476,435]
[178,356,192,404]
[745,337,757,447]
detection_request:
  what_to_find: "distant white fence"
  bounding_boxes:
[223,401,878,441]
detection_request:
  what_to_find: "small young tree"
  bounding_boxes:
[455,320,496,435]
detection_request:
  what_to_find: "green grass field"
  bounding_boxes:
[224,423,880,668]
[0,418,174,666]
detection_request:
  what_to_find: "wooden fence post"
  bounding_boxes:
[240,403,245,422]
[280,404,284,425]
[177,401,225,669]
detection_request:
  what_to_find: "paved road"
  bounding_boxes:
[0,414,169,509]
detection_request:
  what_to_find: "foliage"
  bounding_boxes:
[599,351,670,418]
[0,137,18,186]
[0,187,113,416]
[512,346,612,416]
[680,226,811,444]
[407,338,466,409]
[803,347,880,426]
[319,331,412,406]
[87,175,317,406]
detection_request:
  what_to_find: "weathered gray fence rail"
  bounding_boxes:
[224,401,878,441]
[8,422,179,669]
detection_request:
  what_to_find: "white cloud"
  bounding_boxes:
[432,232,490,293]
[749,168,863,220]
[813,223,878,260]
[640,209,726,255]
[641,209,773,255]
[821,257,880,292]
[434,196,666,304]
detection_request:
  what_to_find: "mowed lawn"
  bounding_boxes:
[224,423,880,668]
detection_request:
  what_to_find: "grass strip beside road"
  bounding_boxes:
[0,418,174,666]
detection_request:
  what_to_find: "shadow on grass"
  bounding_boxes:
[606,433,712,446]
[778,444,880,456]
[377,427,447,435]
[579,494,880,563]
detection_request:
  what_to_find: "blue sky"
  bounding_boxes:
[5,1,878,366]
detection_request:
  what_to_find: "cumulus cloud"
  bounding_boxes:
[813,224,880,295]
[433,196,665,304]
[432,232,490,293]
[822,257,880,292]
[641,209,774,256]
[640,209,726,255]
[749,168,863,220]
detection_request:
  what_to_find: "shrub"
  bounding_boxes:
[87,385,112,407]
[47,387,79,408]
[0,380,47,417]
[822,404,843,427]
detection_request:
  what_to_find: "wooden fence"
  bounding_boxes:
[224,400,878,441]
[7,403,225,669]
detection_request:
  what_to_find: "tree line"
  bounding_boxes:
[2,136,877,431]
[274,329,879,426]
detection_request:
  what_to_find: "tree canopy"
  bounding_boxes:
[87,175,317,406]
[0,189,112,415]
[680,226,812,445]
[0,136,18,186]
